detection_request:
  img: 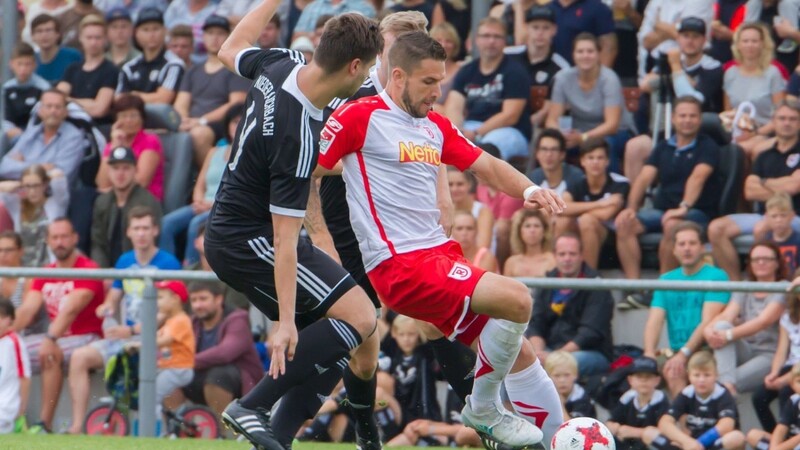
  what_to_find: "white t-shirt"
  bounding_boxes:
[0,332,31,434]
[781,313,800,368]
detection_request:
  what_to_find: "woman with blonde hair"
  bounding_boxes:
[503,209,555,277]
[430,22,462,109]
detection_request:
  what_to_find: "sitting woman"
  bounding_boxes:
[96,94,164,201]
[0,230,46,334]
[503,209,555,277]
[160,103,243,265]
[704,242,787,395]
[447,166,494,250]
[452,210,498,273]
[0,164,69,267]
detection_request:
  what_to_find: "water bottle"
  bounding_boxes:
[102,311,118,331]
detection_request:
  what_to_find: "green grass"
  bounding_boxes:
[0,435,450,450]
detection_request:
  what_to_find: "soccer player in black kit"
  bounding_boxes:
[204,1,383,449]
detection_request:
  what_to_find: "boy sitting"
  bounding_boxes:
[544,351,596,419]
[0,299,30,434]
[747,362,800,450]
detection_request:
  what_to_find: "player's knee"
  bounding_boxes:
[641,426,660,444]
[745,429,765,447]
[508,281,533,323]
[723,430,746,450]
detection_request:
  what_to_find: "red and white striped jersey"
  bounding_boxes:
[318,91,483,271]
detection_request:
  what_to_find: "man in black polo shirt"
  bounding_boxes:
[615,96,720,280]
[116,8,185,105]
[550,0,616,67]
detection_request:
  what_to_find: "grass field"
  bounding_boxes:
[0,435,451,450]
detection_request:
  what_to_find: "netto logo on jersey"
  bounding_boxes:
[399,141,441,166]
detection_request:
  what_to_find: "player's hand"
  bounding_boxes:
[705,329,727,349]
[269,321,298,379]
[524,188,565,215]
[661,206,687,226]
[663,352,687,380]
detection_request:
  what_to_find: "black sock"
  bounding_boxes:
[240,319,361,410]
[271,357,348,447]
[342,364,379,444]
[755,437,770,450]
[429,337,475,403]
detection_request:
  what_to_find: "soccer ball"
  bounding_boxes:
[551,417,616,450]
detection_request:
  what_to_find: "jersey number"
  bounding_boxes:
[228,100,257,171]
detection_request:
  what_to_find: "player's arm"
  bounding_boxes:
[270,213,303,377]
[657,414,696,449]
[47,288,95,338]
[305,177,340,263]
[773,424,800,450]
[218,0,283,71]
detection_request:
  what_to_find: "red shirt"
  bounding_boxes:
[30,255,104,337]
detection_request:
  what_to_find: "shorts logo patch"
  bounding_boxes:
[448,263,472,281]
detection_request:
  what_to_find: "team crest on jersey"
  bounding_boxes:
[448,263,472,281]
[320,125,337,155]
[399,141,441,166]
[788,153,800,168]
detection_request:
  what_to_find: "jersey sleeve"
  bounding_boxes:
[429,112,482,171]
[234,47,305,80]
[716,389,738,420]
[665,392,689,419]
[318,101,369,170]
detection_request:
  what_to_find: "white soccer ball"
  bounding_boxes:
[551,417,616,450]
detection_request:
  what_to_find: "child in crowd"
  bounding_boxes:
[748,362,800,450]
[387,387,465,447]
[761,193,800,274]
[606,357,670,450]
[0,298,30,434]
[647,351,745,450]
[544,351,596,419]
[2,42,50,142]
[154,280,195,419]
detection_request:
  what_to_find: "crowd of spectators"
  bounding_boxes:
[8,0,800,445]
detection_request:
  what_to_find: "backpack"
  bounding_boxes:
[104,349,140,411]
[591,345,643,410]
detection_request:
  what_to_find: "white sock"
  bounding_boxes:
[505,358,564,449]
[470,318,525,412]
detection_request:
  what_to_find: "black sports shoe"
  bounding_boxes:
[356,435,383,450]
[478,431,545,450]
[221,400,283,450]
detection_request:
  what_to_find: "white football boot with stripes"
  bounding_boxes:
[221,400,284,450]
[461,395,544,450]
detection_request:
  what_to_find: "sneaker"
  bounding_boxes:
[479,431,546,450]
[27,421,51,435]
[220,400,284,450]
[778,39,798,54]
[356,436,383,450]
[626,291,652,309]
[461,396,543,448]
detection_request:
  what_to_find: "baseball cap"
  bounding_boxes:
[105,7,132,23]
[203,14,230,33]
[526,6,556,24]
[627,357,659,376]
[290,36,315,53]
[135,7,164,28]
[677,17,706,35]
[107,146,136,165]
[155,280,188,303]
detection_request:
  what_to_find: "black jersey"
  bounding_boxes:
[117,48,185,94]
[610,389,669,428]
[779,393,800,438]
[666,384,738,438]
[209,48,319,239]
[566,384,597,419]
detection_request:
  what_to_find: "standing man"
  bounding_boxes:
[204,1,384,449]
[550,0,617,67]
[31,14,83,85]
[319,31,565,448]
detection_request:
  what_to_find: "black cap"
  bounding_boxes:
[135,7,164,28]
[627,357,659,376]
[526,6,556,24]
[203,14,230,33]
[677,17,706,35]
[105,7,132,23]
[107,146,137,165]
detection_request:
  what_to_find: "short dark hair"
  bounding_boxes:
[169,24,193,41]
[579,137,609,158]
[48,217,75,234]
[269,14,281,28]
[31,14,59,34]
[388,30,446,74]
[572,32,599,52]
[555,231,583,251]
[0,298,14,320]
[127,205,156,224]
[672,221,705,244]
[673,95,703,111]
[11,42,35,59]
[188,280,225,297]
[536,128,566,152]
[0,231,22,249]
[113,94,146,121]
[314,14,333,30]
[314,13,383,74]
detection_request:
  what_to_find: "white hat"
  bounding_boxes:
[290,36,315,53]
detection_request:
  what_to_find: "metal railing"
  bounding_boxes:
[11,266,795,437]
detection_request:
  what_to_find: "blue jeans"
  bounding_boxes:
[463,120,530,160]
[573,350,611,377]
[158,205,210,265]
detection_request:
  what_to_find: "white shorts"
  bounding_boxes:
[24,333,100,374]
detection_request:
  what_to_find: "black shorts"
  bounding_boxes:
[183,365,242,403]
[338,247,380,310]
[205,231,357,329]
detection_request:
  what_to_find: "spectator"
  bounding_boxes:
[167,25,196,68]
[91,146,163,268]
[545,32,636,174]
[105,8,141,68]
[255,15,282,48]
[22,0,71,45]
[291,0,376,40]
[386,389,466,446]
[503,209,556,278]
[604,0,646,83]
[56,0,102,50]
[289,35,315,61]
[452,211,498,273]
[2,43,50,143]
[0,165,69,267]
[444,17,532,161]
[96,95,164,201]
[31,14,83,85]
[13,218,104,434]
[175,16,248,166]
[117,8,185,105]
[708,101,800,280]
[160,281,262,418]
[447,167,493,250]
[561,138,629,269]
[489,0,536,46]
[57,15,119,126]
[745,0,800,72]
[614,96,720,283]
[67,205,179,434]
[187,222,249,310]
[92,0,168,22]
[153,280,195,419]
[748,363,800,450]
[550,0,617,67]
[705,242,787,395]
[430,22,462,109]
[387,0,444,29]
[528,233,614,376]
[528,130,586,197]
[544,350,597,419]
[438,0,470,59]
[164,0,217,57]
[642,222,730,397]
[0,89,88,186]
[709,0,747,64]
[161,104,243,265]
[0,299,31,436]
[605,357,669,450]
[503,6,570,127]
[0,232,44,332]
